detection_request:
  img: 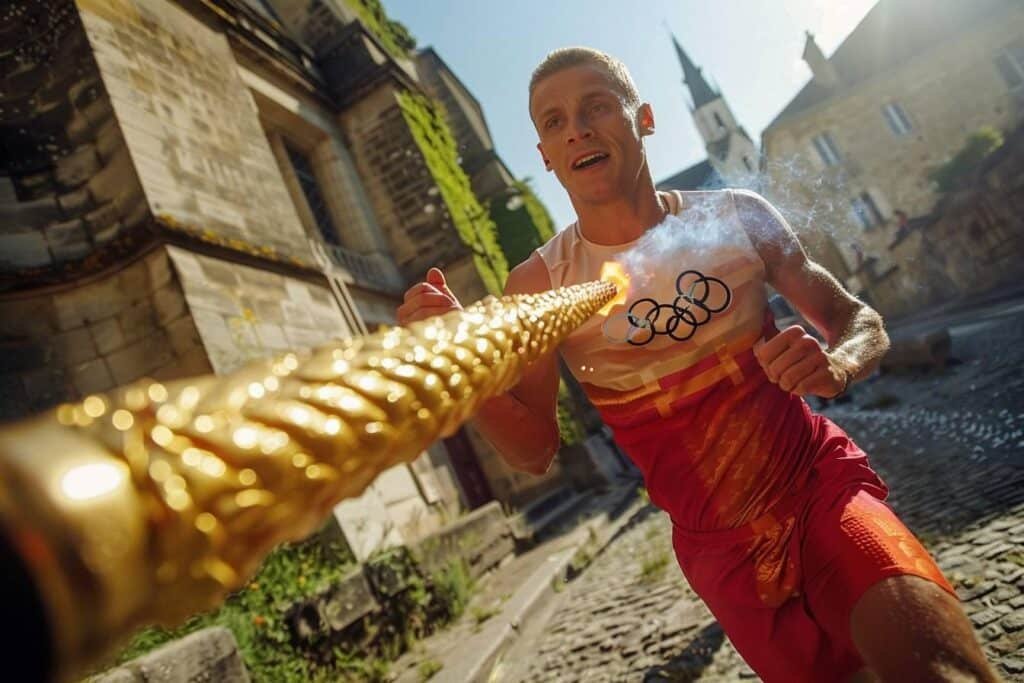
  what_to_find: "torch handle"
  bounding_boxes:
[0,280,615,681]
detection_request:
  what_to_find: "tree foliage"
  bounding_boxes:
[928,127,1004,194]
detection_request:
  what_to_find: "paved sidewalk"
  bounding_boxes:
[389,484,642,683]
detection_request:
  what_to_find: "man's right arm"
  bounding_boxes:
[471,254,562,475]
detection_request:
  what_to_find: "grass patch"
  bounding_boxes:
[113,535,360,682]
[470,602,502,626]
[638,486,650,505]
[431,557,474,620]
[112,544,477,681]
[638,550,671,584]
[418,658,443,681]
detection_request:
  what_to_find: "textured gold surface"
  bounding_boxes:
[0,280,615,681]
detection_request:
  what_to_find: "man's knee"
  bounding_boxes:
[850,575,1000,682]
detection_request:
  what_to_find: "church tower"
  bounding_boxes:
[671,34,760,181]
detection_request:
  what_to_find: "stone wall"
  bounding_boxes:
[763,6,1024,293]
[165,246,352,374]
[338,84,470,287]
[0,0,148,285]
[870,125,1024,318]
[94,627,249,683]
[0,247,210,420]
[79,0,316,264]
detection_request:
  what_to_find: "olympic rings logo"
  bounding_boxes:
[601,269,732,346]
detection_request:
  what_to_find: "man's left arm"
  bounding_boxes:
[734,189,890,398]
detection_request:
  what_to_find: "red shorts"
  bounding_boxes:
[672,479,956,682]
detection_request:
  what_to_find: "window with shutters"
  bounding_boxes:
[811,132,841,166]
[851,192,884,230]
[882,102,913,136]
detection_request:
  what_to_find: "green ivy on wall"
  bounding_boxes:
[397,90,509,295]
[488,179,558,270]
[342,0,417,59]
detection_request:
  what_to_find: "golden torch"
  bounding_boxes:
[0,281,615,682]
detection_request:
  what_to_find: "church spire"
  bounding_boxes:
[671,33,718,110]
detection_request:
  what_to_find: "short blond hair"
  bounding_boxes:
[529,47,641,113]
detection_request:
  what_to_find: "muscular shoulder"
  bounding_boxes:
[504,252,553,296]
[731,188,776,222]
[730,188,806,278]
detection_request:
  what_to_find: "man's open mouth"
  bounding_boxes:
[572,152,609,170]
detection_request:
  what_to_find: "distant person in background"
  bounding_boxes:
[892,209,912,244]
[398,47,998,682]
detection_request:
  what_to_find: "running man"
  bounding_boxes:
[397,47,998,682]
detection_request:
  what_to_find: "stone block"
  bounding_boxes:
[118,299,160,345]
[106,333,173,385]
[51,327,97,366]
[93,627,249,683]
[51,294,88,332]
[56,187,95,218]
[54,145,101,190]
[0,230,52,270]
[85,199,125,235]
[410,500,513,578]
[201,258,240,286]
[80,94,114,130]
[86,146,136,205]
[0,296,55,337]
[90,317,125,355]
[169,347,214,378]
[286,568,379,644]
[44,218,91,263]
[146,249,174,290]
[117,258,151,300]
[0,195,61,225]
[93,219,124,245]
[71,357,114,396]
[164,315,204,356]
[94,119,124,161]
[153,285,187,325]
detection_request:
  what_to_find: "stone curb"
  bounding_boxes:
[427,487,644,683]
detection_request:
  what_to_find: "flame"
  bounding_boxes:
[598,261,629,315]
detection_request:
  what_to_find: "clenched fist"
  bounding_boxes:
[754,325,850,398]
[396,267,463,325]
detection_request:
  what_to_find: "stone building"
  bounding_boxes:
[0,0,569,560]
[761,0,1024,316]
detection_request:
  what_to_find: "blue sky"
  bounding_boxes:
[387,0,876,229]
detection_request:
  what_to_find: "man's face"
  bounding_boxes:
[530,63,653,204]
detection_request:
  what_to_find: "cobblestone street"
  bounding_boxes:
[499,306,1024,682]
